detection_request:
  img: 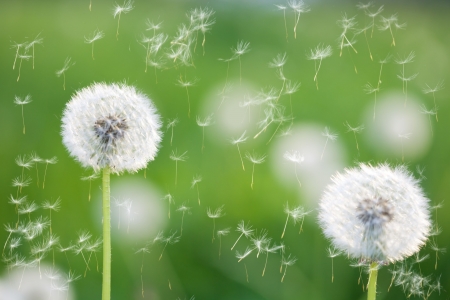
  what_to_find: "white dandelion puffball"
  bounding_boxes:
[62,82,162,173]
[318,163,431,263]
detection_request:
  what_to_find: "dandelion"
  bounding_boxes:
[231,40,250,85]
[275,5,288,41]
[422,80,444,122]
[157,231,180,261]
[377,54,391,89]
[318,163,431,300]
[363,82,379,120]
[337,14,358,57]
[177,76,198,117]
[56,57,75,90]
[207,205,225,243]
[62,83,162,300]
[321,127,338,160]
[245,151,266,189]
[42,197,61,235]
[307,44,332,90]
[42,156,58,188]
[191,175,202,205]
[230,131,248,171]
[419,104,436,136]
[280,254,297,282]
[288,0,310,39]
[113,0,134,40]
[231,220,254,250]
[25,33,43,69]
[398,132,411,162]
[14,95,32,135]
[196,114,213,152]
[283,150,304,187]
[166,118,179,146]
[162,194,174,219]
[344,122,364,154]
[217,228,230,258]
[177,203,191,236]
[16,51,31,82]
[81,172,98,201]
[84,29,105,60]
[170,150,188,185]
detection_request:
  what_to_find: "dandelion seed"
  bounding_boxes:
[288,0,310,39]
[307,44,332,90]
[283,150,304,187]
[245,151,266,189]
[170,150,188,185]
[177,77,198,117]
[3,223,18,256]
[191,175,202,205]
[419,104,436,137]
[42,156,58,188]
[423,80,444,122]
[231,40,250,85]
[230,131,248,171]
[56,57,75,90]
[429,240,446,270]
[42,197,61,235]
[328,246,342,283]
[281,254,297,282]
[363,82,379,120]
[162,194,174,219]
[157,231,180,261]
[14,95,32,135]
[365,5,383,38]
[415,165,426,181]
[123,200,134,233]
[236,246,255,262]
[283,80,300,120]
[81,172,98,201]
[217,228,230,258]
[196,114,213,152]
[357,23,373,60]
[344,122,364,155]
[251,229,270,258]
[113,0,134,40]
[231,220,254,250]
[84,29,104,60]
[11,41,28,70]
[177,203,191,236]
[377,54,391,89]
[337,14,358,57]
[397,71,418,107]
[191,7,215,55]
[16,51,31,82]
[135,245,150,297]
[28,152,42,187]
[321,127,338,160]
[261,243,283,276]
[166,118,179,146]
[398,132,411,162]
[395,51,415,92]
[15,154,33,181]
[281,203,305,238]
[207,205,225,243]
[379,14,404,46]
[275,5,289,42]
[12,176,31,199]
[25,33,43,69]
[18,201,39,222]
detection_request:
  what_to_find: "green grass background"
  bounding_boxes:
[0,0,449,299]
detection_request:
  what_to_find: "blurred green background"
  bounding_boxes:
[1,0,449,299]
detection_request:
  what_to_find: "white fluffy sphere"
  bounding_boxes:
[318,163,431,263]
[61,82,162,173]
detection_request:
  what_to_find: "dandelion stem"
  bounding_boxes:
[367,262,378,300]
[102,166,111,300]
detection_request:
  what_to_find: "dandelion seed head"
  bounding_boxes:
[61,82,162,173]
[318,163,431,263]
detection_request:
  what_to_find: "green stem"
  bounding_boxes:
[102,166,111,300]
[367,262,378,300]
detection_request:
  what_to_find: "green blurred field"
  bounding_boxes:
[1,1,449,299]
